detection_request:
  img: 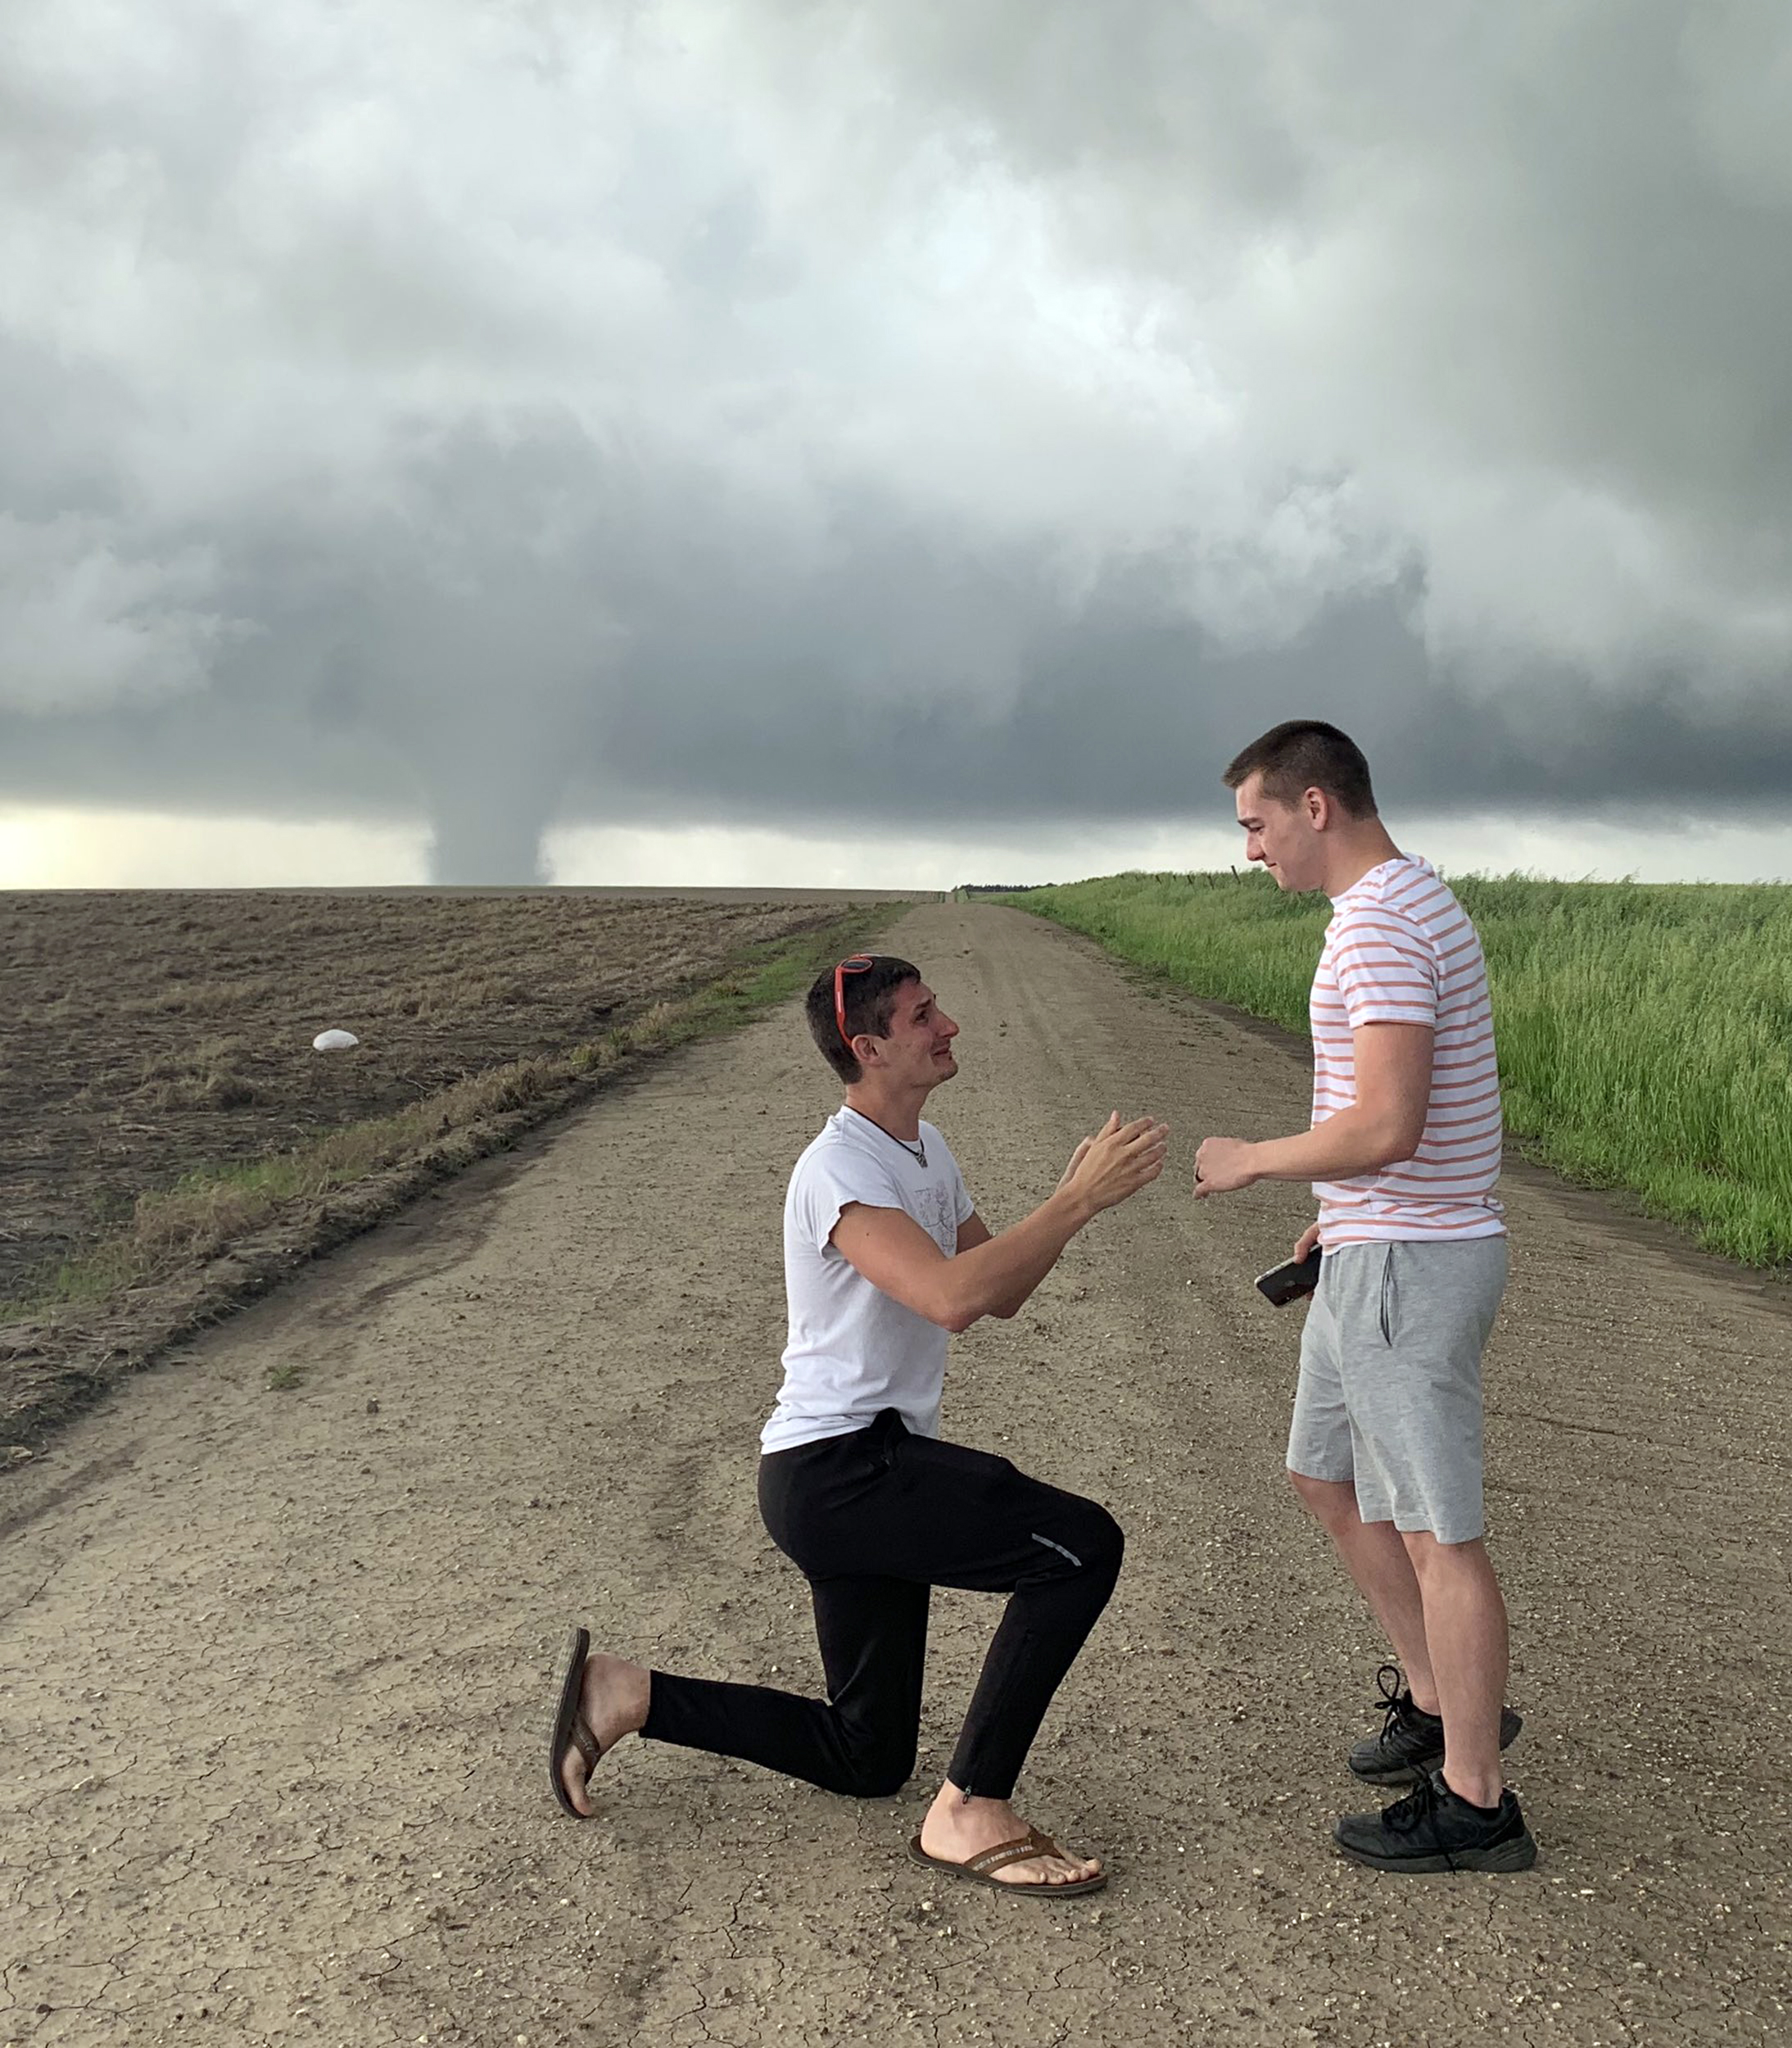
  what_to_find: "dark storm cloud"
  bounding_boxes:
[2,2,1790,877]
[7,414,1788,861]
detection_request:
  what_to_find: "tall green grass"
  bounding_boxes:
[1002,872,1792,1269]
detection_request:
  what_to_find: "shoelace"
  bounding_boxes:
[1372,1661,1412,1749]
[1383,1769,1441,1838]
[1392,1773,1463,1874]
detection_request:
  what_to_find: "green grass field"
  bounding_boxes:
[999,872,1792,1269]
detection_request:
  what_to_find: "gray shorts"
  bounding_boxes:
[1287,1238,1508,1546]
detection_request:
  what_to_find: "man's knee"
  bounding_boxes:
[1401,1527,1490,1578]
[1066,1498,1125,1586]
[1289,1467,1360,1527]
[835,1731,916,1800]
[848,1760,914,1800]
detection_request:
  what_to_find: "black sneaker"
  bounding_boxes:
[1335,1769,1537,1874]
[1348,1663,1523,1786]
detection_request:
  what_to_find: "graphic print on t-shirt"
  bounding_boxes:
[915,1180,959,1254]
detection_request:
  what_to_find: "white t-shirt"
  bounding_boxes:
[761,1106,977,1453]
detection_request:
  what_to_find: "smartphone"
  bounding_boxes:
[1254,1248,1323,1306]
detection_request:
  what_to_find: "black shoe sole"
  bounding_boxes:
[1349,1708,1524,1787]
[1334,1831,1538,1874]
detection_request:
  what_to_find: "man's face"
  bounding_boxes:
[1234,771,1324,893]
[877,978,960,1087]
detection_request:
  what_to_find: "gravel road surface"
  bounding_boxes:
[3,902,1786,2046]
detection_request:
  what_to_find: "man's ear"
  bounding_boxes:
[1304,786,1331,831]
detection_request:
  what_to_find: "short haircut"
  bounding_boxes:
[805,955,923,1084]
[1223,720,1378,819]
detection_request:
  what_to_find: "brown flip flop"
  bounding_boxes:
[549,1625,604,1820]
[907,1825,1109,1897]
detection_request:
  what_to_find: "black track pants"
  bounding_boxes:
[640,1408,1124,1801]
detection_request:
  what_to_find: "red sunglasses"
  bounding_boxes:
[833,954,876,1049]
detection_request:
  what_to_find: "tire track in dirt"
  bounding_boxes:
[2,903,1785,2046]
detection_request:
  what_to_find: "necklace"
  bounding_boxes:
[852,1109,927,1167]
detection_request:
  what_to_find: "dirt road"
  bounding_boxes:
[3,902,1787,2047]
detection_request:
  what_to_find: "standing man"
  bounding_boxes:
[550,953,1168,1895]
[1192,721,1536,1874]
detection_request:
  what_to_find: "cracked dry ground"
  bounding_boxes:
[3,901,1788,2048]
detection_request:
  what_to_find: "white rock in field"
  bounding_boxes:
[311,1028,360,1052]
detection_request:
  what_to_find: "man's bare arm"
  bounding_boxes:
[1193,1023,1432,1195]
[831,1114,1167,1333]
[954,1212,1027,1320]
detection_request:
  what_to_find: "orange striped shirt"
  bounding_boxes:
[1311,855,1505,1245]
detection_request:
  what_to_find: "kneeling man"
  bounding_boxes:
[551,953,1166,1894]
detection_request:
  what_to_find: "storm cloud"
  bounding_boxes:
[3,1,1789,878]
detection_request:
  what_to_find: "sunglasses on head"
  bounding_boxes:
[833,954,876,1049]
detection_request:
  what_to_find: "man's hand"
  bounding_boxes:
[1064,1111,1170,1215]
[1292,1219,1322,1262]
[1055,1133,1096,1194]
[1192,1135,1260,1198]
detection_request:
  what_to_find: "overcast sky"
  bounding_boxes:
[3,0,1790,887]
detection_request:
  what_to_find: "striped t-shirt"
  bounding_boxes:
[1310,855,1505,1244]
